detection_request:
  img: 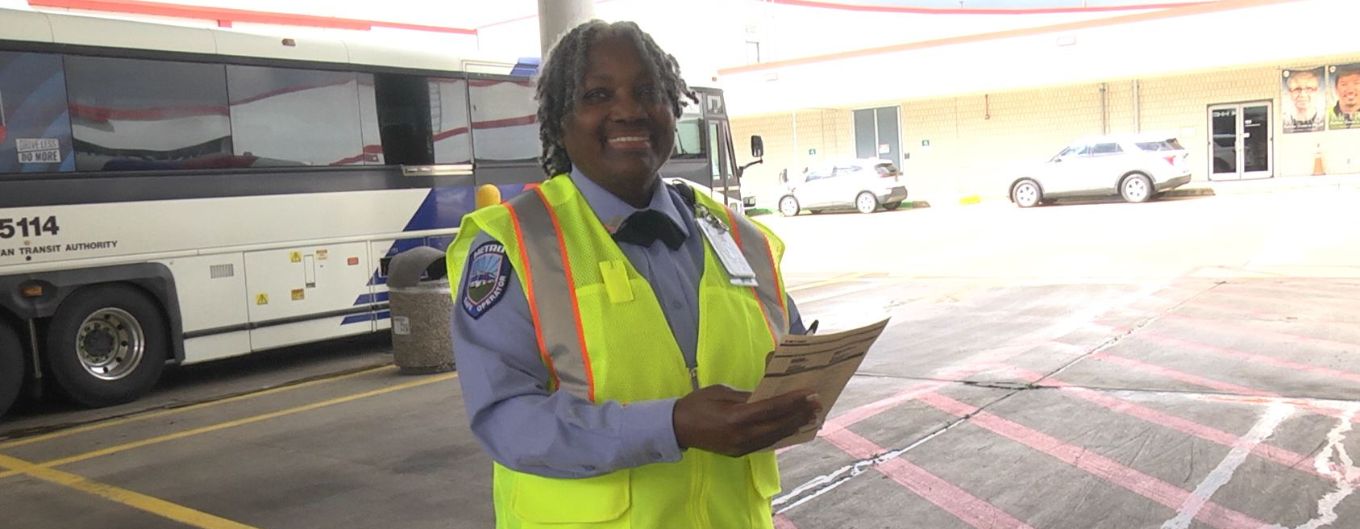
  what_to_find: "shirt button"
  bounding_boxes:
[670,301,682,310]
[583,465,596,472]
[652,452,664,460]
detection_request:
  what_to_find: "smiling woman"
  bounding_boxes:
[445,19,819,529]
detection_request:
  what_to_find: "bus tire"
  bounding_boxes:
[45,285,166,408]
[0,323,23,417]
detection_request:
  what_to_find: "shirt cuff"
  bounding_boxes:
[618,398,683,467]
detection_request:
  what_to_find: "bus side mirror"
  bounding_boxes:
[750,135,764,158]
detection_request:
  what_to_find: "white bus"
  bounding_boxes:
[0,8,760,416]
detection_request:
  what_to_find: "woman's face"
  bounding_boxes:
[560,35,676,195]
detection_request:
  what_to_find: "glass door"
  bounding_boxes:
[1207,102,1273,181]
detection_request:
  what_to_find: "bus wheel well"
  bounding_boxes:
[44,283,170,408]
[1,264,185,364]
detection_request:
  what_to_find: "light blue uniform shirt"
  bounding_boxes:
[451,168,805,478]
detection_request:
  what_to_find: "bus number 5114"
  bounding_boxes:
[0,216,61,239]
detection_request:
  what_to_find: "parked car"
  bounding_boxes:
[777,159,908,216]
[1008,134,1192,207]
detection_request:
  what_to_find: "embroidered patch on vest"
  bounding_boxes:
[463,241,512,319]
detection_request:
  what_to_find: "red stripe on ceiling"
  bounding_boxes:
[28,0,475,35]
[767,0,1215,15]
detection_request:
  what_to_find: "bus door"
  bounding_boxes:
[701,91,740,206]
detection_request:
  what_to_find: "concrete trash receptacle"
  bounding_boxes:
[386,246,455,374]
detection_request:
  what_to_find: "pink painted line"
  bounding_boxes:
[824,429,1034,529]
[1091,353,1273,397]
[1091,353,1356,422]
[917,392,1269,529]
[1164,313,1360,359]
[777,362,1016,455]
[1144,334,1360,387]
[1009,368,1324,478]
[773,514,799,529]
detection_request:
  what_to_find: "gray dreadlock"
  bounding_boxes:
[535,20,698,177]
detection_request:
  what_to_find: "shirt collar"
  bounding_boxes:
[570,166,690,239]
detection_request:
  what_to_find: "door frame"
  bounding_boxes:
[1206,101,1274,181]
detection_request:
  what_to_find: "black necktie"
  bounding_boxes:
[613,210,685,251]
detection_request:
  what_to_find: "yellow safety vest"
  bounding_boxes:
[448,175,792,529]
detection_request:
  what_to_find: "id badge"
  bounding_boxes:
[695,209,759,287]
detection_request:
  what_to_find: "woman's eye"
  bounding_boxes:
[637,87,660,101]
[583,89,609,103]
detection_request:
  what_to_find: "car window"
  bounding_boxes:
[1135,139,1185,151]
[833,165,861,177]
[1092,143,1122,155]
[804,166,833,181]
[1066,144,1092,157]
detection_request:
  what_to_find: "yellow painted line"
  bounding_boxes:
[0,364,398,451]
[0,452,260,529]
[786,272,870,293]
[0,373,455,481]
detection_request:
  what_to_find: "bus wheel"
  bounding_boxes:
[45,285,166,408]
[0,323,23,417]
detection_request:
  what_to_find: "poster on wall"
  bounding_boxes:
[1327,63,1360,130]
[1281,67,1325,133]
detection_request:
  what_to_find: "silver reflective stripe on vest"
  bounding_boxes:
[724,210,790,341]
[506,189,593,400]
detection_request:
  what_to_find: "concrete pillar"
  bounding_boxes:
[538,0,596,57]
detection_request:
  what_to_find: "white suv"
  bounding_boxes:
[1008,135,1192,208]
[778,159,908,216]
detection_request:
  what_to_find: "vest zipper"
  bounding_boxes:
[688,365,699,391]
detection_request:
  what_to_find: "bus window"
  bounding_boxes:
[468,78,537,163]
[226,66,365,167]
[356,74,382,164]
[673,115,703,159]
[708,120,731,184]
[65,56,232,171]
[0,51,73,173]
[374,73,435,166]
[428,77,471,165]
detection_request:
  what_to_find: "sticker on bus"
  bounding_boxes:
[18,149,61,164]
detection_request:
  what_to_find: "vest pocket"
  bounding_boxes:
[512,469,631,523]
[747,451,781,499]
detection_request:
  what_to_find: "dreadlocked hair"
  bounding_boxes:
[535,20,699,177]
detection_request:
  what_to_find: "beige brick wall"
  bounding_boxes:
[730,53,1360,202]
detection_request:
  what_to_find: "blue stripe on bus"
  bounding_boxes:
[364,183,533,289]
[340,313,371,325]
[339,310,390,327]
[352,291,390,306]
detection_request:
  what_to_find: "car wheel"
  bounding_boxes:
[1012,179,1042,208]
[855,192,879,214]
[778,196,801,217]
[45,285,167,408]
[1120,173,1153,203]
[882,201,903,211]
[0,323,24,418]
